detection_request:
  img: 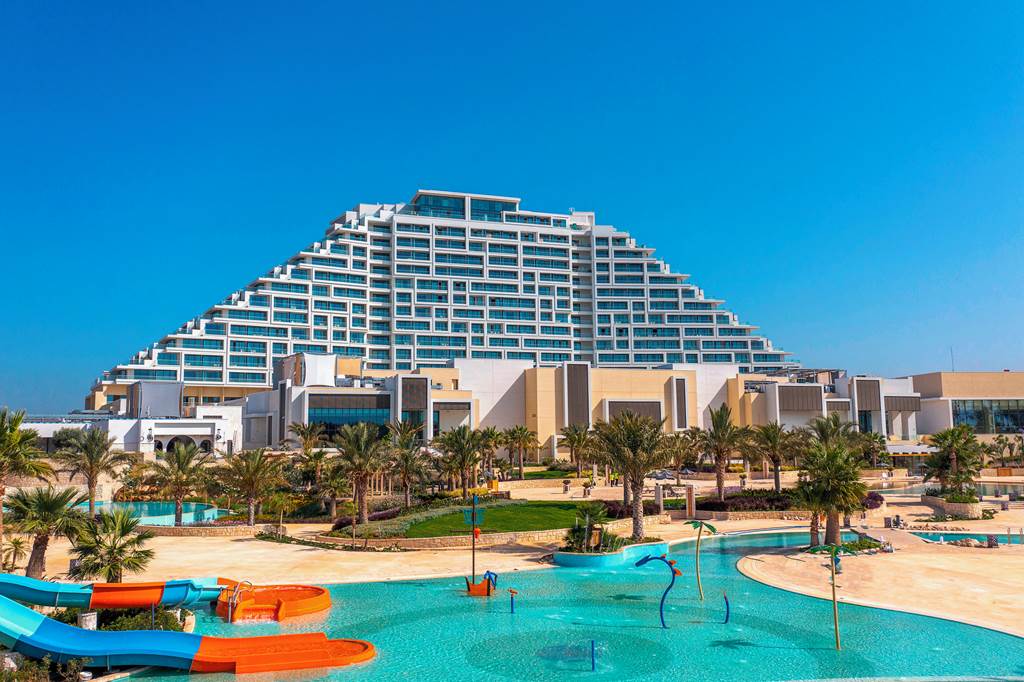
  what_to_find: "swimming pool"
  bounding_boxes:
[913,530,1024,545]
[879,482,1024,497]
[134,530,1024,680]
[81,501,225,526]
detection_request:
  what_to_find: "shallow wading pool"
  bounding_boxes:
[79,501,225,526]
[134,531,1024,681]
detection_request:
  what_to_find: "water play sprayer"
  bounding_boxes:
[633,553,682,629]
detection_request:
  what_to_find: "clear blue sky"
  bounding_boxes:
[2,2,1022,414]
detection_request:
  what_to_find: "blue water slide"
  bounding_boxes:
[0,575,92,608]
[160,578,223,606]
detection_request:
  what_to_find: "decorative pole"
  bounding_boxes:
[634,553,682,629]
[686,520,717,600]
[808,544,852,651]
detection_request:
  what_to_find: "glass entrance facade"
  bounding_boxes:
[952,399,1024,434]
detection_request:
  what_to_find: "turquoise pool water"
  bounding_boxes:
[81,501,225,526]
[880,482,1024,496]
[137,531,1024,680]
[913,530,1023,545]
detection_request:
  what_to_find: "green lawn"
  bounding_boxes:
[404,501,581,538]
[523,470,580,480]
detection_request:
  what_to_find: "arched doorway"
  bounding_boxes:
[199,440,212,453]
[166,436,195,452]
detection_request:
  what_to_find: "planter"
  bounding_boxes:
[920,495,982,520]
[140,523,284,537]
[553,540,670,568]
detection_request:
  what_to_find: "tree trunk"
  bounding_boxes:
[715,456,726,502]
[517,448,524,481]
[0,483,6,538]
[25,535,48,579]
[404,484,412,509]
[247,498,256,526]
[461,472,469,500]
[630,474,645,540]
[88,483,97,516]
[773,462,782,493]
[825,512,841,546]
[175,498,184,527]
[357,480,369,524]
[328,497,337,519]
[809,513,821,547]
[622,475,631,506]
[676,468,681,486]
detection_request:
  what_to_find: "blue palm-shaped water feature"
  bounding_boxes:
[634,553,682,629]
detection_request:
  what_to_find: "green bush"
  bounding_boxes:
[841,537,881,552]
[0,656,87,682]
[944,491,979,504]
[50,607,184,632]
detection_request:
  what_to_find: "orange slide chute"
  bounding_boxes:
[192,633,375,674]
[216,581,332,622]
[89,582,167,609]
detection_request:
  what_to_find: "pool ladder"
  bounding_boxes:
[226,580,254,622]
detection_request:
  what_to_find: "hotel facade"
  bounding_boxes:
[87,189,793,410]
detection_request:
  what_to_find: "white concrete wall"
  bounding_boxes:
[918,398,953,435]
[452,359,532,429]
[692,364,743,428]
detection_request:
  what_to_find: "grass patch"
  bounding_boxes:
[404,501,581,538]
[524,470,580,480]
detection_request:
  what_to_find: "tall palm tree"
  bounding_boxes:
[217,449,286,525]
[54,429,138,516]
[69,507,155,583]
[319,462,350,518]
[289,422,327,485]
[0,408,54,537]
[792,480,826,547]
[806,413,857,448]
[592,412,671,540]
[478,426,502,482]
[696,405,751,502]
[6,486,86,579]
[858,431,888,469]
[434,426,485,499]
[145,443,213,526]
[746,422,801,493]
[800,442,867,545]
[388,421,426,508]
[333,423,389,524]
[559,424,592,478]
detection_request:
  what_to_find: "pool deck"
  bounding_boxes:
[737,496,1024,639]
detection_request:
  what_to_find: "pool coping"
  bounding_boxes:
[733,532,1024,641]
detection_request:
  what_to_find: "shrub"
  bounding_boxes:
[727,464,746,473]
[841,537,881,553]
[982,508,997,520]
[50,607,183,632]
[331,506,403,531]
[944,491,979,504]
[862,491,885,510]
[923,487,943,497]
[560,526,626,553]
[600,500,659,518]
[696,489,794,512]
[546,461,577,473]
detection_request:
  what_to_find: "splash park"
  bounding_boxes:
[2,530,1023,680]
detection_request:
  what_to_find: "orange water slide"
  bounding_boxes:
[216,582,332,622]
[192,632,375,674]
[89,582,167,609]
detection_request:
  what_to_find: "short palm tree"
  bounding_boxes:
[333,423,389,524]
[592,412,671,540]
[478,426,502,481]
[218,449,286,525]
[858,431,888,469]
[792,480,827,547]
[289,422,327,485]
[54,428,138,515]
[800,442,867,545]
[388,421,426,508]
[145,443,214,526]
[6,486,86,579]
[666,428,701,486]
[746,422,801,493]
[0,408,54,536]
[926,424,982,492]
[434,426,485,499]
[559,424,592,478]
[696,405,751,502]
[69,507,155,583]
[503,425,537,481]
[319,463,350,518]
[1,536,27,572]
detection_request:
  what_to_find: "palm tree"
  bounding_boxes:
[54,429,138,516]
[145,443,214,526]
[502,425,537,481]
[434,426,485,499]
[289,422,327,484]
[388,421,426,508]
[319,463,350,518]
[800,442,867,545]
[746,422,800,493]
[926,425,982,492]
[858,431,888,469]
[806,413,857,448]
[1,536,27,572]
[559,424,592,478]
[666,428,701,486]
[792,480,826,547]
[0,408,54,536]
[69,507,155,583]
[478,426,503,482]
[333,423,389,524]
[217,449,286,525]
[592,412,671,541]
[685,520,717,600]
[696,405,751,502]
[6,486,86,579]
